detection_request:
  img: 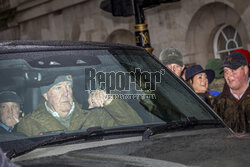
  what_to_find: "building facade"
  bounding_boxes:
[0,0,249,66]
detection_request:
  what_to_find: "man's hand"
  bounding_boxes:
[88,90,113,109]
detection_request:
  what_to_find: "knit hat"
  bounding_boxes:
[185,65,215,84]
[233,48,250,65]
[205,58,224,78]
[222,52,248,70]
[159,48,183,66]
[40,75,73,95]
[0,91,22,104]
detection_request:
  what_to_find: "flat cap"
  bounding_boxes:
[159,48,183,66]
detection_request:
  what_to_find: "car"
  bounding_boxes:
[0,40,248,167]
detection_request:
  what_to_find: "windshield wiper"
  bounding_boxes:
[5,126,146,159]
[5,126,106,159]
[142,117,222,140]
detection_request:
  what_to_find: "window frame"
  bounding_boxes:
[213,24,243,59]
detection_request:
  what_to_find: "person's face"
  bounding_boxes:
[167,64,185,77]
[0,102,20,127]
[224,66,248,91]
[190,73,208,93]
[44,81,73,117]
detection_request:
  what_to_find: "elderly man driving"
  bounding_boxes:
[17,75,142,136]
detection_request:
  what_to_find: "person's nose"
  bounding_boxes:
[7,107,13,115]
[201,77,207,84]
[62,86,69,96]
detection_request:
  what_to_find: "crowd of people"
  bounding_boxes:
[0,47,250,136]
[159,47,250,134]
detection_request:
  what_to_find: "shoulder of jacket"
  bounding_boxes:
[20,102,54,126]
[214,93,228,103]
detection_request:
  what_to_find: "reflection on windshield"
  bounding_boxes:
[0,49,218,142]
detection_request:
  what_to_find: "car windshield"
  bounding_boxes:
[0,45,221,143]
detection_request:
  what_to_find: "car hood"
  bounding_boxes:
[15,128,250,167]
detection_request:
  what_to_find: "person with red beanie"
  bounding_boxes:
[233,48,250,66]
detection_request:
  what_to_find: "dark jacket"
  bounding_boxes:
[0,126,8,134]
[185,81,212,107]
[0,122,15,134]
[213,83,250,133]
[197,93,212,107]
[17,99,142,136]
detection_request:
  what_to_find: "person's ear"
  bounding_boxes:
[244,66,249,75]
[189,79,193,85]
[171,64,176,72]
[43,93,48,101]
[181,65,185,71]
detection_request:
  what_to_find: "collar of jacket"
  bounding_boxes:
[220,83,250,101]
[0,121,13,132]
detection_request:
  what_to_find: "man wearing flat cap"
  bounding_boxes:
[213,52,250,133]
[0,91,22,133]
[159,48,185,78]
[17,75,142,136]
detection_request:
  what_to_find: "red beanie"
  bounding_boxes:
[233,49,250,65]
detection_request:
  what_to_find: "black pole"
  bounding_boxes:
[134,0,153,53]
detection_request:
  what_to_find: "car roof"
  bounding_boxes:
[0,40,144,54]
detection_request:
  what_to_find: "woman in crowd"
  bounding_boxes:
[185,65,215,106]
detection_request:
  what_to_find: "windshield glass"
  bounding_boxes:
[0,47,219,142]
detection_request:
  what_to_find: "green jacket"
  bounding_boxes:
[213,84,250,133]
[17,99,142,136]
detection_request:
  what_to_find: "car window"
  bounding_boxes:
[0,47,219,142]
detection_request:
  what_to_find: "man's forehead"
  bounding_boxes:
[223,67,231,71]
[0,102,19,105]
